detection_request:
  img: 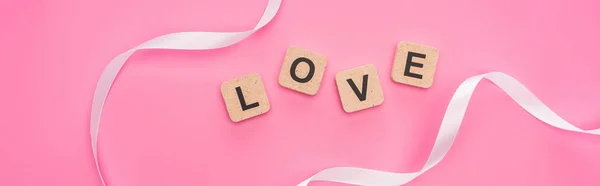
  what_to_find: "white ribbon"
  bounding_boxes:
[89,0,600,185]
[90,0,282,185]
[296,72,600,186]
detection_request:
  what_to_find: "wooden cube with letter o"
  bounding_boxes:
[278,47,328,95]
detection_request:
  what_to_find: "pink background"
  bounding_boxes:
[2,0,600,185]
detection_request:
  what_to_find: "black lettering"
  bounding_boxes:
[404,52,426,79]
[290,57,315,83]
[235,87,259,111]
[346,74,369,101]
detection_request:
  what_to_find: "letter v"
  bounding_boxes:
[346,74,369,101]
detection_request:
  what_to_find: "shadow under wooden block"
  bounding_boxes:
[221,73,270,122]
[278,47,327,95]
[335,64,384,113]
[392,42,439,88]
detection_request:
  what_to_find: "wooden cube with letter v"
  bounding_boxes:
[221,73,270,122]
[335,64,384,113]
[392,42,439,88]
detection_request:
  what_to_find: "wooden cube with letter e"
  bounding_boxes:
[392,42,439,88]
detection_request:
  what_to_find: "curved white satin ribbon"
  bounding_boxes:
[297,72,600,186]
[90,1,600,185]
[90,0,282,185]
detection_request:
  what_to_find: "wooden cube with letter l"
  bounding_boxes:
[221,73,270,122]
[392,42,439,88]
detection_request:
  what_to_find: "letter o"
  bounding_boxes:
[290,57,315,83]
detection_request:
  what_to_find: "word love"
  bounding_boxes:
[221,42,439,122]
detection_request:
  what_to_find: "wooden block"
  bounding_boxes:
[391,42,439,88]
[278,47,327,95]
[221,73,270,122]
[335,64,384,113]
